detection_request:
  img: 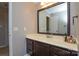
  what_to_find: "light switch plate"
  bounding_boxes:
[13,27,18,31]
[24,27,26,31]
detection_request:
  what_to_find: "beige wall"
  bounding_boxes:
[70,2,79,55]
[70,3,79,36]
[12,2,38,34]
[10,2,39,56]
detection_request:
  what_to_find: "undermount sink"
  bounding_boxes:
[46,35,53,38]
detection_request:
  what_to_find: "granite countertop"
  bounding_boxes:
[26,34,78,52]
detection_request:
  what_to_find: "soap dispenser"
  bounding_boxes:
[65,33,67,42]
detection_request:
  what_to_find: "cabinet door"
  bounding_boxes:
[26,38,33,55]
[50,46,71,56]
[33,41,49,56]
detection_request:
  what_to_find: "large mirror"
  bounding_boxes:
[37,2,70,35]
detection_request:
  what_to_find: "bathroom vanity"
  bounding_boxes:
[26,34,78,56]
[26,2,78,56]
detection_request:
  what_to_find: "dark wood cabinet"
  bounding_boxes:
[26,38,78,56]
[26,39,33,55]
[33,41,49,56]
[50,45,71,56]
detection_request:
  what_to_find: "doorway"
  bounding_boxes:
[0,2,9,56]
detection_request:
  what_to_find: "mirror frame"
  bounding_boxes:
[37,2,70,36]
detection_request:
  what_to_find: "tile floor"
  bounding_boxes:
[0,47,9,56]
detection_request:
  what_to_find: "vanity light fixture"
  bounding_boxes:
[40,2,56,8]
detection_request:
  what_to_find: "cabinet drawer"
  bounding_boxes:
[33,41,49,56]
[34,41,49,47]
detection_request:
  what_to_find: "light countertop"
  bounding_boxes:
[26,34,78,52]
